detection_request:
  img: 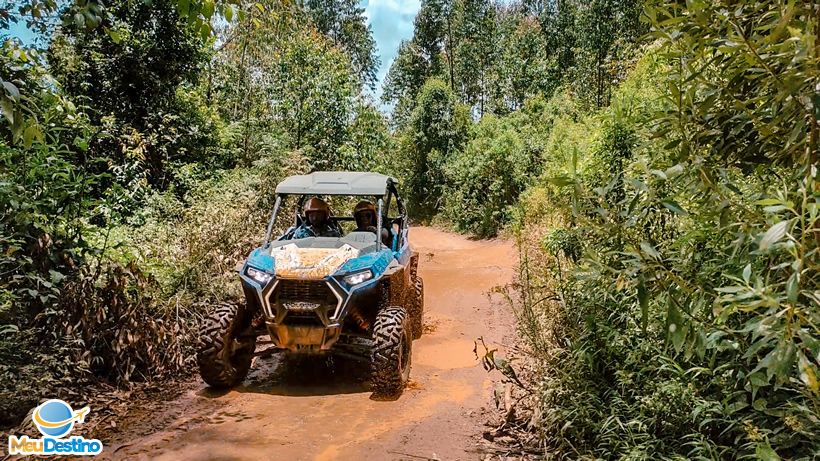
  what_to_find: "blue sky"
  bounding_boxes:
[361,0,421,100]
[5,21,36,45]
[4,1,419,98]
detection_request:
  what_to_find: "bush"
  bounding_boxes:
[514,31,820,459]
[443,115,530,237]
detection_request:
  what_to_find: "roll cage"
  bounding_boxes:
[262,175,408,251]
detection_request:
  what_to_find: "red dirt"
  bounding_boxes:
[100,227,517,461]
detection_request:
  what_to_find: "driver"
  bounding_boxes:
[292,197,341,239]
[353,200,390,246]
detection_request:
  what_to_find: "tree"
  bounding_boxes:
[304,0,380,88]
[338,100,392,172]
[269,29,356,169]
[400,78,469,216]
[210,2,358,170]
[382,0,451,127]
[48,0,212,189]
[382,40,430,126]
[452,0,497,115]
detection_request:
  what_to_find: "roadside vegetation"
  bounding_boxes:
[1,0,818,459]
[381,0,819,458]
[0,0,389,425]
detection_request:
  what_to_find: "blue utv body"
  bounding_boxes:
[196,172,424,395]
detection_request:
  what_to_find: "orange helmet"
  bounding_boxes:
[304,197,330,219]
[353,200,377,226]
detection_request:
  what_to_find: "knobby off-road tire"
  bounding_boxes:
[407,276,424,339]
[371,306,412,396]
[197,303,256,388]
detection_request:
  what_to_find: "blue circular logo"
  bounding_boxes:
[34,399,75,438]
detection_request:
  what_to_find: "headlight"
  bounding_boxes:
[343,270,373,285]
[246,266,273,284]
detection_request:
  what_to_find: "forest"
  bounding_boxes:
[1,0,818,459]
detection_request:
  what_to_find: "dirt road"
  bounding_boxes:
[102,227,517,460]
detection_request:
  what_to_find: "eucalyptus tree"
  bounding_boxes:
[304,0,380,89]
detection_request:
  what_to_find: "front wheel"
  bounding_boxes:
[371,306,412,396]
[196,303,256,388]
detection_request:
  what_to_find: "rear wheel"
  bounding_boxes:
[407,277,424,339]
[371,306,412,396]
[197,303,256,388]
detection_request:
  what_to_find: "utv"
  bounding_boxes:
[196,172,424,395]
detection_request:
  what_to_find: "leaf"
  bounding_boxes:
[742,264,751,283]
[786,272,799,303]
[199,21,211,40]
[664,164,684,177]
[755,442,780,461]
[661,199,687,215]
[640,242,660,259]
[0,97,14,124]
[202,0,214,19]
[22,123,40,147]
[753,341,796,382]
[106,27,123,44]
[725,400,748,415]
[2,81,20,102]
[545,176,574,187]
[177,0,190,17]
[666,298,687,352]
[759,220,789,250]
[798,352,818,393]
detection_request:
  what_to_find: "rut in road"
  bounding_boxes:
[101,227,517,461]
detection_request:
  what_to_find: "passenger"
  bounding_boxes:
[352,200,391,246]
[292,197,341,239]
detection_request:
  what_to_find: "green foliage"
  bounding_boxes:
[338,101,393,173]
[304,0,380,88]
[513,2,820,455]
[442,114,532,236]
[382,0,646,125]
[271,29,356,168]
[399,77,469,217]
[47,0,212,190]
[211,4,368,171]
[648,0,818,166]
[0,58,97,320]
[0,141,93,320]
[1,0,380,430]
[382,40,431,127]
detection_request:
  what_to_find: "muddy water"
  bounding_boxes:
[103,227,517,461]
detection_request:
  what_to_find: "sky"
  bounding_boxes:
[6,21,36,45]
[4,1,419,99]
[361,0,421,101]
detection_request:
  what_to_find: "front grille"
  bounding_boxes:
[283,310,324,326]
[277,280,333,303]
[268,279,338,326]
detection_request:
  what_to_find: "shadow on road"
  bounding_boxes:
[197,353,371,399]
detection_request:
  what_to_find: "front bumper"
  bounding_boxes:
[244,277,349,352]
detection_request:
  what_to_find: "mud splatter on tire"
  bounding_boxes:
[371,306,411,396]
[196,303,256,388]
